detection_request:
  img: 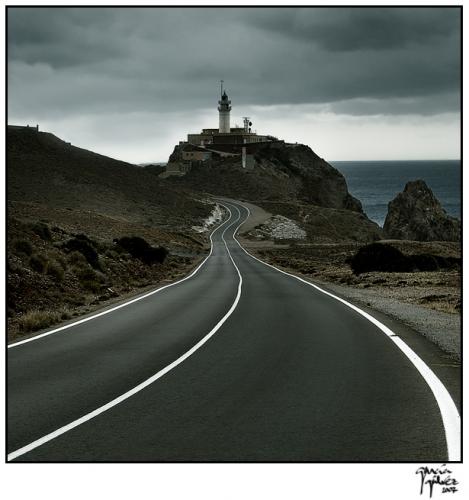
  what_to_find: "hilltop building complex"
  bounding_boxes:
[186,82,273,149]
[163,83,276,176]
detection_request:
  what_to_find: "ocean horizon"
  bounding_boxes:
[331,160,461,227]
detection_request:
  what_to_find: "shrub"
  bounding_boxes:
[143,246,168,265]
[46,260,65,281]
[349,243,461,275]
[113,236,168,265]
[113,244,129,255]
[68,251,88,266]
[30,221,52,241]
[18,309,60,332]
[92,239,110,253]
[13,239,33,256]
[59,307,71,320]
[410,254,461,272]
[104,249,120,259]
[52,225,66,235]
[81,280,102,293]
[77,267,105,292]
[63,235,100,269]
[349,243,412,274]
[29,253,48,273]
[55,254,68,270]
[67,295,87,306]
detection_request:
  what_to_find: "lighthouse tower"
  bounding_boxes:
[218,81,231,133]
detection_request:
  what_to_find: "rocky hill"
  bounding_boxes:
[383,180,461,241]
[169,142,362,210]
[168,141,382,243]
[8,126,209,231]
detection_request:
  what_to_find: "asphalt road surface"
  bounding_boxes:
[7,200,460,462]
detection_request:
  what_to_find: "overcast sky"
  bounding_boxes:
[8,7,461,163]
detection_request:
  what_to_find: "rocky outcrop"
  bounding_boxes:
[249,215,307,241]
[167,141,363,214]
[255,143,364,212]
[384,180,460,241]
[258,201,382,244]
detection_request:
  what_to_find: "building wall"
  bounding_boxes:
[182,151,211,161]
[8,124,39,132]
[187,133,214,145]
[245,154,256,170]
[161,161,191,178]
[188,129,271,145]
[212,133,270,145]
[198,140,284,155]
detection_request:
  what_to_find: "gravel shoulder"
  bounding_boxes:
[307,278,460,360]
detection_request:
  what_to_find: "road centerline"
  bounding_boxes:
[8,204,234,349]
[8,204,246,461]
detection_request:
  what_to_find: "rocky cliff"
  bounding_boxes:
[168,141,363,212]
[383,180,460,241]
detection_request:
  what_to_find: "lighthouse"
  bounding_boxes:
[185,83,273,150]
[218,80,231,133]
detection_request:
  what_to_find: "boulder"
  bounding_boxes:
[383,180,460,241]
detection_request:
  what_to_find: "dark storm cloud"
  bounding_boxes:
[328,92,460,117]
[8,8,127,67]
[247,8,459,51]
[7,7,460,120]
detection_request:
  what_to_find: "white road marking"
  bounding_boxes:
[8,206,233,349]
[8,204,245,461]
[227,200,461,462]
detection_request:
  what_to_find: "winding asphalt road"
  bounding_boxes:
[7,200,461,462]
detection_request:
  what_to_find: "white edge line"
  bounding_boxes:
[8,205,233,349]
[227,200,461,462]
[8,203,244,461]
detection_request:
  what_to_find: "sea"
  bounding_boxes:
[331,160,461,227]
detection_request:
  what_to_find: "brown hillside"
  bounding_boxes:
[7,126,209,230]
[7,126,213,340]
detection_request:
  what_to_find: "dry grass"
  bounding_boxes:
[17,307,71,333]
[249,241,461,315]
